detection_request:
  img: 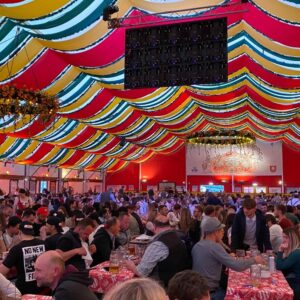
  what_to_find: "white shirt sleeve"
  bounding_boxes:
[0,273,21,299]
[167,212,179,226]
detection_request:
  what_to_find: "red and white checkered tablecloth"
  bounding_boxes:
[225,269,294,300]
[21,295,52,300]
[89,261,134,294]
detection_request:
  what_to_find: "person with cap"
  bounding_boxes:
[0,221,45,295]
[50,211,70,234]
[56,218,94,270]
[40,216,63,251]
[71,210,85,229]
[33,206,48,237]
[1,216,22,251]
[192,217,265,300]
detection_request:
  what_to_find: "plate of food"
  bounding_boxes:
[135,234,152,241]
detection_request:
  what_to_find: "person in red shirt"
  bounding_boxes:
[275,205,293,230]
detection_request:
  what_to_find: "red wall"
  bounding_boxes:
[105,144,300,192]
[282,144,300,187]
[105,162,139,190]
[140,147,186,191]
[187,175,282,193]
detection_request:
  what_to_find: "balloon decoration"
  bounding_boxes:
[0,0,299,172]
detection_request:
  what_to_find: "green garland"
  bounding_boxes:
[0,85,59,122]
[186,130,255,146]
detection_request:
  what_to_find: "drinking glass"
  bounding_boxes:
[128,244,136,256]
[261,253,269,265]
[250,264,261,287]
[109,251,120,274]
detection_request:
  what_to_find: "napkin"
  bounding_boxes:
[81,241,93,269]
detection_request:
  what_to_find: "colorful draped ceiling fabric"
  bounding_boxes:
[0,0,299,172]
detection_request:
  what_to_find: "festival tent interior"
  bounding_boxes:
[0,0,299,194]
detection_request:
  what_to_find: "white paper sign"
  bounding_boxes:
[186,140,282,176]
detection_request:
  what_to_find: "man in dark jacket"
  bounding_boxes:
[56,218,94,270]
[35,251,97,300]
[231,197,272,253]
[90,217,121,266]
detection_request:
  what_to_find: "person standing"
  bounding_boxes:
[231,197,272,252]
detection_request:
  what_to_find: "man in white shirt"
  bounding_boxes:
[287,193,300,207]
[2,216,22,250]
[167,204,181,228]
[265,214,283,252]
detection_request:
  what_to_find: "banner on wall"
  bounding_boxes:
[269,187,282,194]
[186,140,282,176]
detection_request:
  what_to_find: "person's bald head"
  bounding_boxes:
[34,251,65,290]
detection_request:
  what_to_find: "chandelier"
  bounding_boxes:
[186,130,255,146]
[0,85,58,123]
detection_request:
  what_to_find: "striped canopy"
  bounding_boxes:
[0,0,299,172]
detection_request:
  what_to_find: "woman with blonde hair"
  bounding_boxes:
[276,226,300,300]
[103,278,168,300]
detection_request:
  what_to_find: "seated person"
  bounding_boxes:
[116,212,131,246]
[168,270,210,300]
[1,216,22,250]
[56,218,94,270]
[192,218,265,299]
[103,278,167,300]
[34,251,97,300]
[125,221,189,287]
[0,273,21,299]
[0,222,46,295]
[41,216,63,250]
[21,208,36,224]
[276,227,300,300]
[33,206,48,237]
[90,217,120,266]
[265,214,282,253]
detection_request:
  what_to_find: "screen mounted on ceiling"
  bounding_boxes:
[125,17,228,89]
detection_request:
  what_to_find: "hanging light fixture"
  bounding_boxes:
[0,84,58,122]
[186,130,255,146]
[0,27,59,127]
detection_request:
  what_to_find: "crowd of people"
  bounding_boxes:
[0,186,299,300]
